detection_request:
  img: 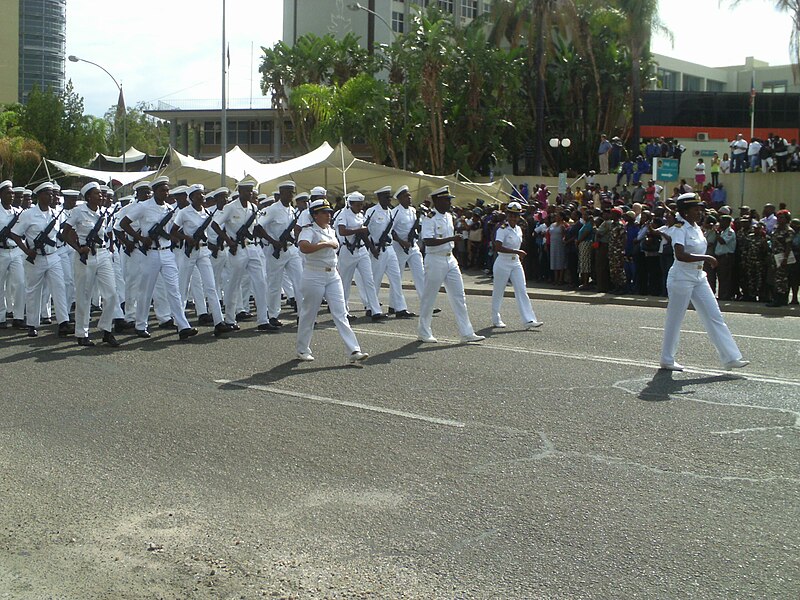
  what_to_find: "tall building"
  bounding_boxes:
[0,0,67,105]
[283,0,491,50]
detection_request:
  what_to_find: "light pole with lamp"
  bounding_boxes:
[348,2,408,171]
[69,55,127,172]
[549,136,571,193]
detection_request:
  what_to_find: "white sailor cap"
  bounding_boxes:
[430,185,454,199]
[309,186,327,197]
[295,192,310,202]
[120,195,134,204]
[32,181,54,195]
[80,182,100,197]
[187,184,205,197]
[52,182,61,192]
[106,189,115,197]
[170,185,188,195]
[209,187,230,197]
[393,185,409,198]
[346,191,365,204]
[506,201,523,213]
[22,188,32,196]
[257,193,269,206]
[271,190,280,198]
[99,185,110,193]
[12,187,25,194]
[63,189,80,197]
[374,185,392,196]
[151,175,170,189]
[231,191,240,200]
[0,180,12,192]
[236,177,257,189]
[278,180,296,190]
[132,180,152,191]
[309,198,334,213]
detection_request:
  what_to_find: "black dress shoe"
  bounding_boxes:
[228,322,240,331]
[102,331,121,347]
[158,318,175,329]
[388,307,396,315]
[197,313,214,326]
[77,337,95,347]
[433,308,442,314]
[57,321,74,336]
[371,313,389,321]
[40,317,52,325]
[90,304,102,314]
[214,322,232,337]
[0,322,8,329]
[114,319,136,333]
[394,310,416,319]
[365,309,372,317]
[257,322,279,332]
[236,311,254,321]
[136,329,151,338]
[346,314,357,322]
[12,319,26,329]
[269,317,284,328]
[27,326,38,337]
[178,327,198,340]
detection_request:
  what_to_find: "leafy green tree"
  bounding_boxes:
[103,102,170,157]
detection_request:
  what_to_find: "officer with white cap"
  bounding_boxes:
[417,186,484,344]
[211,177,275,331]
[0,180,25,329]
[119,176,198,340]
[112,180,149,330]
[205,187,230,303]
[11,187,24,209]
[61,182,121,346]
[296,198,368,363]
[491,201,543,329]
[336,191,386,320]
[258,180,304,327]
[390,185,425,309]
[9,182,74,337]
[660,193,748,371]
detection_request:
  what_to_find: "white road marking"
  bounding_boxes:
[639,326,800,343]
[351,328,800,387]
[214,379,465,428]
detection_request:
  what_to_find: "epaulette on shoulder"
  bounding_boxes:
[673,222,683,228]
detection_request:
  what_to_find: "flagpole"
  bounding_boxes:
[749,70,755,140]
[221,0,227,187]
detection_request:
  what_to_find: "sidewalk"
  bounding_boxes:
[389,269,799,317]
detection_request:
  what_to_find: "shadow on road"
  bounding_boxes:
[638,370,742,402]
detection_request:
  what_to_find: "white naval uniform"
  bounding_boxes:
[55,209,75,309]
[213,200,268,326]
[492,224,538,326]
[336,208,382,314]
[173,205,224,325]
[124,199,191,332]
[417,210,478,339]
[205,214,229,303]
[11,206,69,327]
[365,204,407,312]
[391,204,425,299]
[0,206,25,323]
[660,221,743,367]
[258,202,303,319]
[296,223,361,356]
[66,203,122,339]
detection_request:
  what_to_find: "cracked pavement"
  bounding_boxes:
[0,293,797,599]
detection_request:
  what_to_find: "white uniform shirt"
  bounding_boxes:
[297,223,338,269]
[420,210,455,255]
[174,205,213,238]
[125,198,176,247]
[338,208,367,250]
[214,200,257,240]
[670,223,707,271]
[11,205,60,249]
[494,224,523,258]
[258,201,296,243]
[364,204,393,245]
[65,203,105,246]
[296,207,312,229]
[0,206,20,248]
[391,205,417,240]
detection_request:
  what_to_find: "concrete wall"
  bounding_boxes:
[0,1,20,105]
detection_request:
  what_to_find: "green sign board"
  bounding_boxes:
[699,149,716,157]
[655,158,680,182]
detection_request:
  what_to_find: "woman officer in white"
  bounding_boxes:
[62,182,121,347]
[296,198,368,363]
[660,193,749,371]
[491,201,543,329]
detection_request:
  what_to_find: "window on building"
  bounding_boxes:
[656,68,678,91]
[706,80,725,92]
[461,0,478,18]
[683,74,703,92]
[483,1,491,14]
[203,121,220,145]
[392,11,404,33]
[438,0,454,13]
[762,80,787,94]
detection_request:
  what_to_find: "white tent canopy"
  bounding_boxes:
[47,159,157,186]
[93,147,148,164]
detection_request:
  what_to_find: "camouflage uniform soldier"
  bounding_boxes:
[767,210,793,307]
[608,207,627,292]
[745,224,769,302]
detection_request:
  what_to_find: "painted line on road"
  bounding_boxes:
[351,328,800,387]
[214,379,465,428]
[639,326,800,343]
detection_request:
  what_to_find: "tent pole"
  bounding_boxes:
[220,0,227,187]
[340,141,347,195]
[43,159,52,181]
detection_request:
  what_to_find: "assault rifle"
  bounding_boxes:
[345,212,371,255]
[272,211,299,259]
[372,210,395,256]
[402,208,424,255]
[80,210,107,265]
[184,209,216,258]
[140,207,176,254]
[233,208,258,251]
[0,213,20,248]
[26,209,63,264]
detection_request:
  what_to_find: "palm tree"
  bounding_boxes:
[0,136,45,182]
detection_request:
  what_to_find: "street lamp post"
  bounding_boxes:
[69,55,127,172]
[348,2,408,171]
[549,137,571,192]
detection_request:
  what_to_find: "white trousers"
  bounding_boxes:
[189,265,208,315]
[337,248,381,314]
[370,245,407,311]
[267,248,304,319]
[224,246,268,325]
[296,268,360,356]
[112,250,125,305]
[418,253,475,339]
[492,256,537,325]
[660,266,742,366]
[73,249,120,338]
[24,252,69,327]
[56,246,75,308]
[178,250,223,325]
[392,241,425,301]
[210,247,228,301]
[0,248,25,322]
[135,249,191,331]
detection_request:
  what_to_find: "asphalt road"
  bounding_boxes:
[1,290,798,599]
